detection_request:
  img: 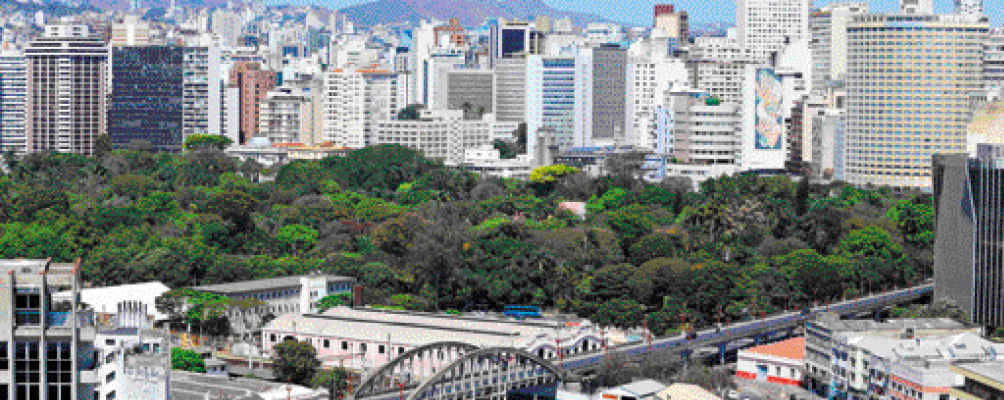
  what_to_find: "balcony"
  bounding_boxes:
[15,311,41,325]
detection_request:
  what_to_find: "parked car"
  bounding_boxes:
[724,390,740,400]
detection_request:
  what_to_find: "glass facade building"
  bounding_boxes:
[108,46,184,152]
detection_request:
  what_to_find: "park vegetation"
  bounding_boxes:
[0,140,935,338]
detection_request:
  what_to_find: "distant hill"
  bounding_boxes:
[338,0,620,28]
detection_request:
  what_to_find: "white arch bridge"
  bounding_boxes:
[352,342,575,400]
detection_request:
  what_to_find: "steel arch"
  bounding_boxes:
[406,347,570,400]
[354,341,480,398]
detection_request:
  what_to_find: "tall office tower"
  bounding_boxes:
[526,55,581,154]
[108,46,184,152]
[421,48,465,108]
[110,15,150,46]
[653,4,689,43]
[259,86,308,144]
[955,0,983,16]
[323,69,407,148]
[230,61,276,145]
[494,57,528,123]
[688,36,758,105]
[736,0,810,62]
[25,25,108,156]
[0,259,100,400]
[587,44,628,145]
[986,28,1004,90]
[444,68,494,115]
[626,57,688,150]
[489,21,544,67]
[652,86,741,184]
[933,144,1004,327]
[845,14,988,189]
[900,0,934,14]
[0,49,27,155]
[182,46,222,139]
[810,3,868,93]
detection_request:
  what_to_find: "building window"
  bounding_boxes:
[0,342,7,370]
[399,347,405,354]
[360,343,367,353]
[324,340,330,349]
[106,372,115,383]
[378,345,385,354]
[342,341,349,350]
[106,391,116,400]
[270,334,277,342]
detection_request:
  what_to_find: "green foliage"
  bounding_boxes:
[171,348,206,372]
[275,224,319,255]
[705,97,721,106]
[837,227,904,261]
[317,293,353,312]
[587,188,629,214]
[272,339,321,386]
[590,298,645,329]
[184,134,233,151]
[886,198,934,248]
[529,165,580,184]
[397,104,425,120]
[492,139,518,159]
[310,368,350,395]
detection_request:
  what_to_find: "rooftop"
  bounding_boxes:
[742,337,805,361]
[616,379,668,396]
[0,259,78,275]
[810,314,968,332]
[848,332,1004,364]
[657,383,722,400]
[192,274,355,294]
[953,361,1004,385]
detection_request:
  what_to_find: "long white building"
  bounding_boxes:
[0,48,26,155]
[373,109,495,164]
[736,0,810,62]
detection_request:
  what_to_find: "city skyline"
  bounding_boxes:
[259,0,1001,27]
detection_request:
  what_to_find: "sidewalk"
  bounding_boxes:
[734,378,824,400]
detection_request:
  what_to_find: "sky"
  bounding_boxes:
[297,0,1002,27]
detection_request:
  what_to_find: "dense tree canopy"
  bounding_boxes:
[0,145,933,337]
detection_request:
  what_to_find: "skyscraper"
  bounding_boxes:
[494,57,528,123]
[323,68,407,148]
[588,44,628,144]
[653,5,689,43]
[955,0,984,16]
[0,49,27,155]
[0,259,100,400]
[985,28,1004,90]
[810,2,868,92]
[108,46,184,152]
[230,61,276,145]
[934,144,1004,327]
[844,14,988,189]
[25,25,108,156]
[900,0,934,14]
[526,55,581,153]
[736,0,810,62]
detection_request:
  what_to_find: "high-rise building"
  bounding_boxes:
[986,28,1004,90]
[110,15,150,46]
[653,5,689,42]
[933,143,1004,327]
[588,44,628,144]
[322,68,407,148]
[810,3,868,92]
[0,49,27,155]
[230,61,277,145]
[25,25,108,156]
[494,57,528,123]
[259,86,309,144]
[527,55,581,152]
[108,46,184,152]
[844,14,988,189]
[955,0,984,17]
[181,46,222,140]
[0,259,100,400]
[625,57,688,150]
[900,0,934,14]
[375,109,494,164]
[490,21,544,66]
[736,0,810,62]
[445,68,494,115]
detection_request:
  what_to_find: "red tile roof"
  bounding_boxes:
[744,337,805,361]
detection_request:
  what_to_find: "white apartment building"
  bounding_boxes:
[844,13,988,189]
[494,57,528,123]
[110,15,150,46]
[25,24,108,156]
[625,57,688,150]
[650,85,740,185]
[259,86,309,144]
[322,68,408,148]
[986,28,1004,90]
[810,3,869,92]
[182,46,222,141]
[0,48,26,155]
[374,110,494,164]
[449,148,535,180]
[736,0,810,62]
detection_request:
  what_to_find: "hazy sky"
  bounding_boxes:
[298,0,1001,27]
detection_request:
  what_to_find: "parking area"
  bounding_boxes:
[170,370,288,400]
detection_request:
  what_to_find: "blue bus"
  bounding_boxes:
[504,305,542,320]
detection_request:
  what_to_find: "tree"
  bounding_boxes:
[629,228,689,266]
[322,145,439,195]
[272,339,322,386]
[171,348,206,372]
[184,134,233,151]
[311,367,351,398]
[200,190,260,232]
[93,134,113,159]
[275,224,319,255]
[603,204,656,252]
[795,174,810,216]
[837,227,904,261]
[492,139,518,159]
[317,293,353,313]
[590,298,645,329]
[887,198,934,249]
[396,104,425,120]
